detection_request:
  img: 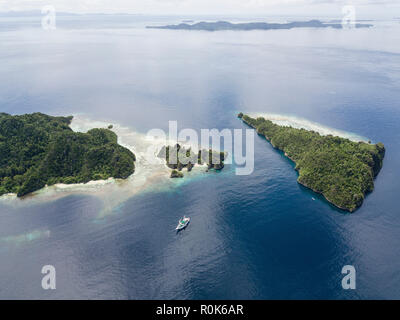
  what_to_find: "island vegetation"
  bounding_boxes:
[0,113,136,197]
[238,113,385,212]
[147,20,372,31]
[157,144,226,178]
[170,169,184,178]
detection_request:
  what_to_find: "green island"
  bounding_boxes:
[157,144,226,178]
[238,113,385,212]
[0,113,136,197]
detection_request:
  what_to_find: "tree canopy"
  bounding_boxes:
[0,113,136,197]
[240,114,385,212]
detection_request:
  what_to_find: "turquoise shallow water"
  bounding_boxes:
[0,14,400,299]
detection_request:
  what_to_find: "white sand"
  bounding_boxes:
[247,112,368,142]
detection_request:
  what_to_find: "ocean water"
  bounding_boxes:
[0,14,400,299]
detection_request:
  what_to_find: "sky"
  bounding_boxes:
[0,0,399,17]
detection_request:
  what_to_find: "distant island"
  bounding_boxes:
[238,113,385,212]
[0,113,136,197]
[157,144,227,178]
[146,20,372,31]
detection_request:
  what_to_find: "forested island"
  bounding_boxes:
[157,144,226,178]
[147,20,372,31]
[238,113,385,212]
[0,113,136,197]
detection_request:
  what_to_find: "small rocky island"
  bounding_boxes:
[0,113,136,197]
[157,144,226,178]
[238,113,385,212]
[147,20,372,31]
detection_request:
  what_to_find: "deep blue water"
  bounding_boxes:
[0,14,400,299]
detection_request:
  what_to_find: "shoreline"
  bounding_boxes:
[0,114,222,216]
[281,151,351,212]
[245,112,369,142]
[240,114,377,213]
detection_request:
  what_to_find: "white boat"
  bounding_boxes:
[176,216,190,231]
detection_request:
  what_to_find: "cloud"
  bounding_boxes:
[1,0,399,14]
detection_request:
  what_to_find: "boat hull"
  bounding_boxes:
[176,219,190,231]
